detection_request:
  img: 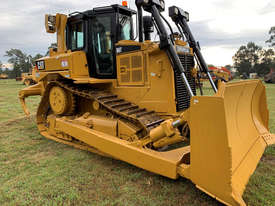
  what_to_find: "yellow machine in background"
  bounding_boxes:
[21,73,31,85]
[21,67,39,86]
[0,74,8,79]
[197,67,231,90]
[265,68,275,83]
[212,69,230,81]
[19,1,274,206]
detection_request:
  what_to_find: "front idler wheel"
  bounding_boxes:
[49,86,75,115]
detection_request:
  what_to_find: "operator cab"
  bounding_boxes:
[66,4,136,79]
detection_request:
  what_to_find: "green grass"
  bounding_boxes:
[0,79,274,206]
[0,79,39,122]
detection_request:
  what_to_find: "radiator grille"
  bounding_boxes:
[132,56,142,68]
[132,70,142,82]
[120,57,130,69]
[121,71,130,82]
[174,54,196,111]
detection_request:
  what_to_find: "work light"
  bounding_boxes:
[169,6,189,22]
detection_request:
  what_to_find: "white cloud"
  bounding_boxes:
[0,0,274,66]
[202,46,235,66]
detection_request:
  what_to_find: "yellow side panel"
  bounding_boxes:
[71,51,89,78]
[113,50,177,114]
[43,51,89,78]
[44,53,71,71]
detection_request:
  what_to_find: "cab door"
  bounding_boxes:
[90,14,116,79]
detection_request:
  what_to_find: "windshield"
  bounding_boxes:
[119,14,132,41]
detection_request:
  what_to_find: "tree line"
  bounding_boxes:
[233,26,275,77]
[0,49,43,79]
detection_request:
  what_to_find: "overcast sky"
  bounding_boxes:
[0,0,274,66]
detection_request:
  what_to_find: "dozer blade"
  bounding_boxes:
[188,80,274,206]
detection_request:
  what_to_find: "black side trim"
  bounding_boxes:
[116,45,141,54]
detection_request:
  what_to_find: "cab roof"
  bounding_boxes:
[68,4,136,21]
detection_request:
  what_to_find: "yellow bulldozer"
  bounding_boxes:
[0,73,8,79]
[21,66,39,86]
[19,1,274,206]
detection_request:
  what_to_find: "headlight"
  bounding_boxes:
[183,11,190,22]
[160,0,165,10]
[175,45,190,54]
[168,6,190,22]
[174,7,179,15]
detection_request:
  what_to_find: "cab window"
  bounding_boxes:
[70,22,84,50]
[119,14,132,40]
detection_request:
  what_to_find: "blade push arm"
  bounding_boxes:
[169,6,217,92]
